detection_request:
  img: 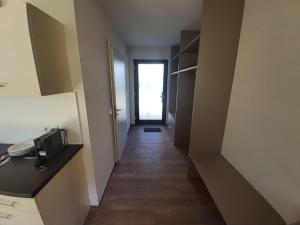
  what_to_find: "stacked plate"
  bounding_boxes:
[7,140,35,157]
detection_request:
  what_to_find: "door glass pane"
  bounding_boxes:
[138,64,164,120]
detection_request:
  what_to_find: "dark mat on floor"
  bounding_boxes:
[144,127,162,132]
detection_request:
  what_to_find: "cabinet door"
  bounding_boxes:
[27,4,73,96]
[0,3,41,96]
[35,151,89,225]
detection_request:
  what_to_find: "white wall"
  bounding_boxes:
[0,0,98,205]
[74,0,130,204]
[221,0,300,223]
[0,93,81,144]
[128,47,171,124]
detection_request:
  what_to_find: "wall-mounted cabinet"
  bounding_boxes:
[167,31,200,149]
[0,3,72,96]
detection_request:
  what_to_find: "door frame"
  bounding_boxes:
[134,59,168,125]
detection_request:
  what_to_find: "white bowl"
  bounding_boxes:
[8,140,35,157]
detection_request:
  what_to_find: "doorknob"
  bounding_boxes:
[160,95,164,103]
[116,109,122,112]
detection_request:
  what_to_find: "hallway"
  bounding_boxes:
[85,126,225,225]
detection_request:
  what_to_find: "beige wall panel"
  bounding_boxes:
[222,0,300,223]
[189,0,244,154]
[74,0,129,204]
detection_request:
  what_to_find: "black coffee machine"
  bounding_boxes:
[34,129,66,167]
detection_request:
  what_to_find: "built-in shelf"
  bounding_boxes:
[172,34,200,61]
[189,154,286,225]
[170,66,197,76]
[168,31,199,149]
[167,31,200,149]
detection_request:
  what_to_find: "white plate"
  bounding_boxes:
[8,140,35,157]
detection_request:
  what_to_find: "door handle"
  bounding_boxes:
[110,108,122,118]
[160,95,164,103]
[116,109,121,117]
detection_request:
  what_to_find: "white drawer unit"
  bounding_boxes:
[0,196,42,225]
[0,196,38,212]
[0,208,43,225]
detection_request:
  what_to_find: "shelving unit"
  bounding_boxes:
[167,31,200,148]
[187,0,286,225]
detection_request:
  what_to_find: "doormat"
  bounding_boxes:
[144,127,162,132]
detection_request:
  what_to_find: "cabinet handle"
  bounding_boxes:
[0,199,16,208]
[0,212,12,220]
[0,82,7,87]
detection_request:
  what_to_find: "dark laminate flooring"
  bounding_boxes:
[85,126,225,225]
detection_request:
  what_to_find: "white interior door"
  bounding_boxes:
[108,42,128,162]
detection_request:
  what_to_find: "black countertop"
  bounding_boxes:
[0,144,83,198]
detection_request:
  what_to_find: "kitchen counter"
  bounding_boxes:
[0,144,83,198]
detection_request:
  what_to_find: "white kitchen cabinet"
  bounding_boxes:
[0,151,89,225]
[0,3,72,96]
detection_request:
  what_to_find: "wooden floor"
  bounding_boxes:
[85,126,225,225]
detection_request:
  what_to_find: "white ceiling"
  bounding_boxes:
[98,0,203,47]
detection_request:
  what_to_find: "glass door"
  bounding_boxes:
[134,60,168,124]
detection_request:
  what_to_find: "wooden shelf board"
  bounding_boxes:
[190,154,286,225]
[170,66,197,76]
[172,34,200,61]
[170,71,179,76]
[179,66,197,73]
